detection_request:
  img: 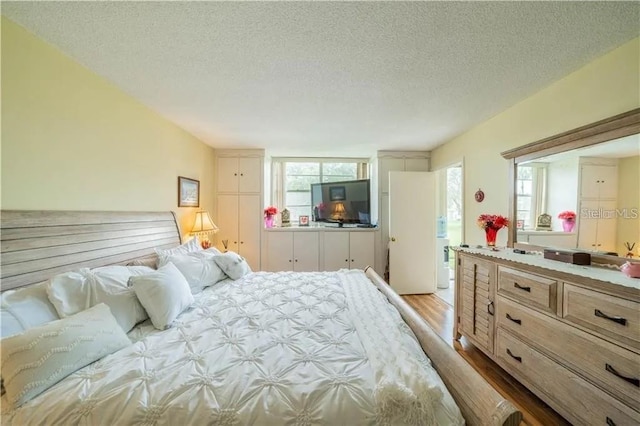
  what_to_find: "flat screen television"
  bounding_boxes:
[310,179,371,226]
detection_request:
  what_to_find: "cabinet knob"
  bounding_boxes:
[288,260,292,262]
[233,241,237,244]
[391,237,396,242]
[345,259,348,262]
[240,173,244,176]
[351,259,354,262]
[240,241,244,244]
[295,259,298,262]
[234,173,237,176]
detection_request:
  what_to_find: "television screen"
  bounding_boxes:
[310,179,371,225]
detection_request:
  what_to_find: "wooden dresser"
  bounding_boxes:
[454,249,640,425]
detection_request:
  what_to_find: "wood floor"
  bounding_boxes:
[403,293,571,426]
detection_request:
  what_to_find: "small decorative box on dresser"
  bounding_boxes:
[454,248,640,426]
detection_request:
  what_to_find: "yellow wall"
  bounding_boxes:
[1,17,216,236]
[617,156,640,256]
[432,37,640,246]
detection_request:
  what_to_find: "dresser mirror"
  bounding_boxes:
[501,109,640,264]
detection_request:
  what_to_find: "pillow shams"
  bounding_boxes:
[154,237,201,264]
[46,266,153,333]
[1,282,60,338]
[1,303,131,409]
[213,251,252,280]
[130,263,194,330]
[158,250,226,294]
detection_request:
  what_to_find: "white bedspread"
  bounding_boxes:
[2,271,463,425]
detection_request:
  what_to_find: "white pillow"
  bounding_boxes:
[46,266,153,333]
[1,282,60,338]
[154,237,201,264]
[158,250,227,294]
[1,303,131,409]
[130,263,194,330]
[213,251,252,280]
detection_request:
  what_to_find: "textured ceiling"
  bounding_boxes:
[3,1,639,156]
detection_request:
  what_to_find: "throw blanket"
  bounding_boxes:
[339,270,442,425]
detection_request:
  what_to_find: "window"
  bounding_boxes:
[517,164,547,229]
[272,159,368,221]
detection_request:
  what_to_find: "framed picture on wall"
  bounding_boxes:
[516,219,525,230]
[178,176,200,207]
[329,186,346,201]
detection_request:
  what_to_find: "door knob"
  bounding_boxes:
[391,237,396,242]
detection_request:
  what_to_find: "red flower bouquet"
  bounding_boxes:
[264,206,278,217]
[477,214,509,247]
[557,211,576,220]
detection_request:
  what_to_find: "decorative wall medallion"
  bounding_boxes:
[474,189,485,203]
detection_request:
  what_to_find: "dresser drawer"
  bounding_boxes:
[497,296,640,410]
[563,284,640,351]
[496,329,640,426]
[497,266,556,313]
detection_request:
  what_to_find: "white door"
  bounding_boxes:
[349,232,375,270]
[217,157,239,193]
[238,194,261,270]
[266,232,293,271]
[323,232,350,271]
[595,200,618,252]
[238,157,262,193]
[293,232,319,271]
[577,199,599,250]
[389,171,436,294]
[216,194,239,252]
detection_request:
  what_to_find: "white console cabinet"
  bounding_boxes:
[265,231,319,272]
[323,231,375,271]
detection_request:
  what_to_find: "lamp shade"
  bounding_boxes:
[333,202,346,214]
[191,211,218,234]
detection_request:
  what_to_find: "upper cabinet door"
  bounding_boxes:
[217,157,239,193]
[580,165,618,199]
[238,157,262,193]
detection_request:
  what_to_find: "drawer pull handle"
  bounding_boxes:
[606,417,616,426]
[506,348,522,363]
[513,282,531,292]
[594,309,627,326]
[487,301,494,316]
[605,363,640,387]
[506,313,522,325]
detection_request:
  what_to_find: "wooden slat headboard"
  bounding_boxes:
[0,210,182,291]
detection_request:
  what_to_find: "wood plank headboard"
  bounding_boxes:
[0,210,182,291]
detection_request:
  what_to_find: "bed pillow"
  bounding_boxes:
[157,251,227,294]
[1,282,60,338]
[46,266,153,333]
[130,263,194,330]
[154,237,201,264]
[212,251,252,280]
[1,303,131,409]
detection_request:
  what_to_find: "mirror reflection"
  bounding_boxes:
[516,134,639,257]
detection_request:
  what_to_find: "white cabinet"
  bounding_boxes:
[216,194,261,270]
[214,151,264,270]
[577,199,617,252]
[580,164,618,199]
[323,231,375,271]
[266,231,319,272]
[577,160,618,253]
[217,156,262,194]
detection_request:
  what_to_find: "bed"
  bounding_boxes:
[0,210,521,425]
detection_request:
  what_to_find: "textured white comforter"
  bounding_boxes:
[2,271,463,425]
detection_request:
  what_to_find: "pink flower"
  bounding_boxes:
[477,214,510,230]
[558,211,576,220]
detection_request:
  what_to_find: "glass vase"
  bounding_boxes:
[485,227,498,247]
[264,215,274,228]
[562,219,575,232]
